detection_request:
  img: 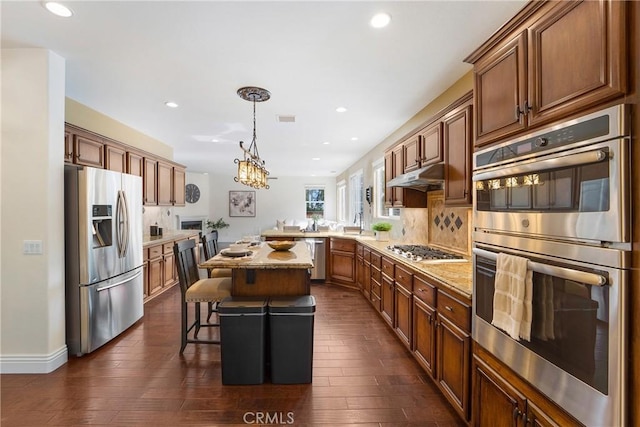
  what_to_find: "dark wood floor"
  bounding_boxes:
[1,284,464,426]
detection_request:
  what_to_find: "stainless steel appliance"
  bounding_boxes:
[296,238,326,280]
[64,166,144,356]
[471,105,631,427]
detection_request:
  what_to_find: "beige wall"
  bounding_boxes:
[65,98,174,160]
[1,49,178,373]
[1,49,67,372]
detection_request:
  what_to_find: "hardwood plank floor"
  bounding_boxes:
[1,284,465,426]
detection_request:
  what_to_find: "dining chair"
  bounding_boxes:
[174,238,232,353]
[201,231,233,321]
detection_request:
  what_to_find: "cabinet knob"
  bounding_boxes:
[444,305,453,312]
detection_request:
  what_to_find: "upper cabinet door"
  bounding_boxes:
[527,0,627,126]
[402,134,421,173]
[105,142,126,173]
[443,103,472,206]
[419,122,443,166]
[473,31,527,147]
[156,161,173,206]
[73,134,105,168]
[173,167,186,206]
[143,158,157,206]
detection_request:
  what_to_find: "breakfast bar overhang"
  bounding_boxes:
[199,242,314,297]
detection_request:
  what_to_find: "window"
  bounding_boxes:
[349,170,363,225]
[373,158,400,219]
[337,180,346,223]
[305,186,325,218]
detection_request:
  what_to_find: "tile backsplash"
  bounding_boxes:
[142,206,175,235]
[401,190,471,256]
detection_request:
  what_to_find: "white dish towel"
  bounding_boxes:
[491,252,533,341]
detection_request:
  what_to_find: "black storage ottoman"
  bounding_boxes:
[268,295,316,384]
[219,297,268,385]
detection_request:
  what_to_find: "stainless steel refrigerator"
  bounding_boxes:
[64,165,144,356]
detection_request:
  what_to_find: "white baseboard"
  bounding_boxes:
[0,345,68,374]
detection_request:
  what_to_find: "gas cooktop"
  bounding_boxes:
[386,244,466,263]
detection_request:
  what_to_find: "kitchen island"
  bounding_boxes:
[199,241,313,297]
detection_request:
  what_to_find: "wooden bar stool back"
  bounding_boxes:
[174,238,232,353]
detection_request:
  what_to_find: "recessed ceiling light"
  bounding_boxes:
[336,107,347,113]
[370,12,391,28]
[322,141,330,145]
[211,139,219,142]
[44,2,73,17]
[312,157,320,161]
[165,101,178,108]
[351,137,359,141]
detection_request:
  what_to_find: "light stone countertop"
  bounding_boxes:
[261,230,472,299]
[199,241,313,270]
[143,230,200,247]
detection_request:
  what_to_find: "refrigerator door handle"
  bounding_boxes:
[116,190,128,258]
[121,190,130,257]
[96,269,143,292]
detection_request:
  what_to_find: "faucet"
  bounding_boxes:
[354,212,363,234]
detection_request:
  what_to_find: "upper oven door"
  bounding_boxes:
[473,136,630,244]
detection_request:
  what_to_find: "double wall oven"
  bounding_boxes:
[472,105,631,427]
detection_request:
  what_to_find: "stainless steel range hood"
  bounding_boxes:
[386,163,444,191]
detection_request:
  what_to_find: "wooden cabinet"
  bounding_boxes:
[443,100,473,206]
[436,289,471,421]
[437,312,471,421]
[381,271,395,327]
[157,161,173,206]
[384,151,394,208]
[157,161,186,206]
[147,244,163,297]
[419,122,443,166]
[143,157,157,205]
[73,133,105,168]
[402,134,421,173]
[394,282,412,349]
[370,251,382,311]
[472,344,582,427]
[413,295,437,378]
[472,355,568,427]
[391,145,404,207]
[64,128,73,162]
[105,141,126,172]
[173,166,186,206]
[126,151,144,177]
[64,124,187,207]
[467,0,627,147]
[162,243,176,287]
[143,237,192,303]
[329,238,356,287]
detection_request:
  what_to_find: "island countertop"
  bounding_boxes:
[199,241,313,270]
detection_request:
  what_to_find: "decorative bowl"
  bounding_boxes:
[267,240,295,251]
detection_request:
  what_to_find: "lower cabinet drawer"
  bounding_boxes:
[437,290,471,332]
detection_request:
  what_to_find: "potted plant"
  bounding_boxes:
[206,217,230,232]
[372,222,392,241]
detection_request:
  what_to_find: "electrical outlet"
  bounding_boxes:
[23,240,43,255]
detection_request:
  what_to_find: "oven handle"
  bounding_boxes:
[472,149,607,182]
[472,247,607,286]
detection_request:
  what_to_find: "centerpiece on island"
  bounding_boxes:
[372,222,392,241]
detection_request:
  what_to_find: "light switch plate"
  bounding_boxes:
[23,240,43,255]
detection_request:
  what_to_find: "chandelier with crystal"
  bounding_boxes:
[234,86,270,189]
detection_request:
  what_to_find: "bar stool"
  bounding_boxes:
[201,231,233,321]
[174,239,231,353]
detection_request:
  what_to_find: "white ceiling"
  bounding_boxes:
[1,1,526,177]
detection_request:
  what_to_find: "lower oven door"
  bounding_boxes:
[472,240,626,427]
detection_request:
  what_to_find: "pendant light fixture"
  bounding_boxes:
[234,86,271,189]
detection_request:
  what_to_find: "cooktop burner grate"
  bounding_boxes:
[386,244,465,261]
